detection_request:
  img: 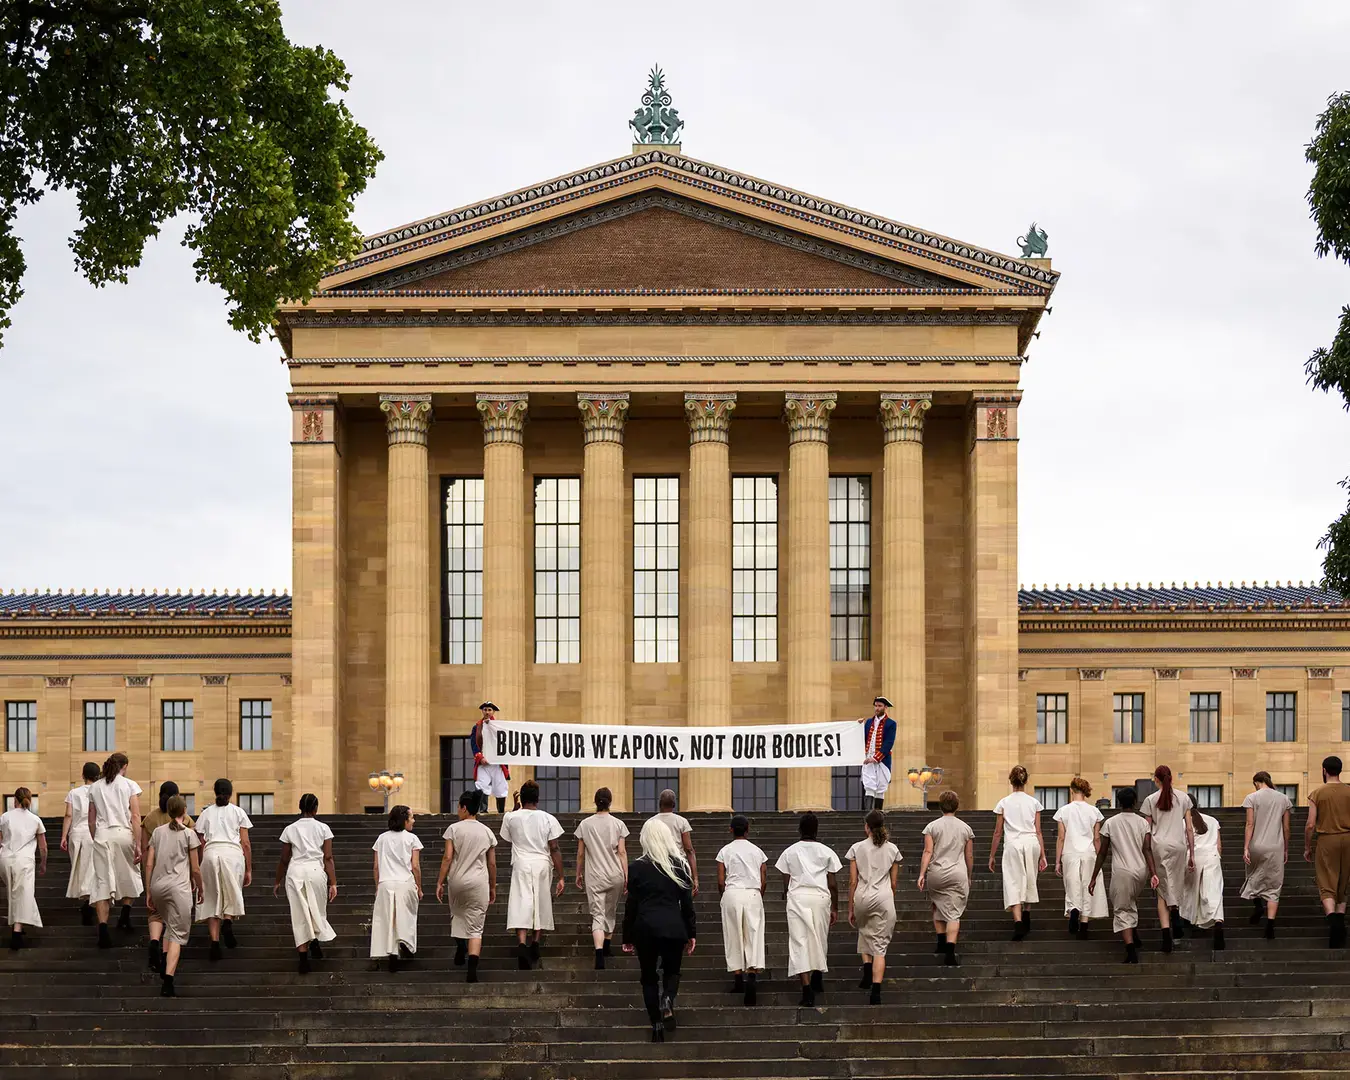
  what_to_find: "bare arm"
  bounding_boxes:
[1243,807,1255,864]
[143,842,157,910]
[36,829,47,876]
[1035,810,1048,871]
[487,847,497,905]
[273,841,293,897]
[549,837,565,897]
[411,849,423,898]
[60,803,72,851]
[1305,799,1318,861]
[1088,835,1110,893]
[617,837,628,889]
[1144,832,1158,885]
[1054,821,1065,874]
[574,836,586,890]
[129,793,142,863]
[323,837,337,900]
[239,827,252,886]
[759,862,767,895]
[1093,819,1102,854]
[717,861,726,896]
[964,837,974,879]
[827,869,839,926]
[435,838,456,903]
[846,860,858,924]
[87,802,97,840]
[1184,812,1195,868]
[988,815,1004,871]
[189,845,203,902]
[917,833,934,889]
[1281,809,1290,863]
[372,850,380,886]
[681,832,698,894]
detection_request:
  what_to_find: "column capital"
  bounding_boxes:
[783,391,836,444]
[684,392,737,444]
[879,392,933,444]
[577,392,630,445]
[379,394,433,447]
[970,390,1022,444]
[477,392,529,445]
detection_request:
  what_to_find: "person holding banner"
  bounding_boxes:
[652,790,698,896]
[856,697,897,811]
[715,815,767,1004]
[471,703,509,814]
[501,780,565,970]
[575,786,628,969]
[776,812,841,1008]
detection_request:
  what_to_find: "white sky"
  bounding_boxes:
[3,0,1348,592]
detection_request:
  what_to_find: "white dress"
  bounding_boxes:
[717,838,767,971]
[1054,800,1108,920]
[280,817,336,948]
[371,829,423,957]
[776,840,841,976]
[64,785,96,900]
[994,791,1043,910]
[0,807,45,927]
[89,775,143,903]
[1182,814,1225,929]
[502,808,563,931]
[195,803,252,922]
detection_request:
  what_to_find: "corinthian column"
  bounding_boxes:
[781,391,836,811]
[880,392,932,806]
[577,392,630,808]
[477,393,531,788]
[379,394,433,812]
[682,392,736,812]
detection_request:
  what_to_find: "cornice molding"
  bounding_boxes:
[0,624,291,640]
[286,353,1025,367]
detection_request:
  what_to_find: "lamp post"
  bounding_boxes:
[905,765,944,809]
[367,770,405,813]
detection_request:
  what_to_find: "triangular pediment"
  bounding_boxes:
[316,150,1058,299]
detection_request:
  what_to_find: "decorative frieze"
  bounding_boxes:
[1078,668,1105,681]
[577,392,630,445]
[300,411,325,442]
[379,394,433,447]
[1307,667,1332,680]
[280,673,293,686]
[970,391,1021,446]
[1154,668,1180,680]
[1232,667,1257,679]
[44,675,70,689]
[476,393,528,445]
[986,409,1009,439]
[1018,669,1028,681]
[124,675,150,688]
[201,674,229,687]
[684,392,737,444]
[783,391,836,444]
[879,392,933,444]
[288,393,340,446]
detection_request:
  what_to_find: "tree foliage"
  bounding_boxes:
[0,0,382,345]
[1305,91,1350,593]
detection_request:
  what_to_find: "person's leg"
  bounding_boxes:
[118,898,133,929]
[661,941,684,1025]
[859,950,872,988]
[164,940,181,976]
[944,917,961,966]
[637,941,663,1027]
[147,918,163,969]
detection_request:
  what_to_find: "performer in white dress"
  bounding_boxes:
[0,787,46,949]
[988,765,1046,940]
[1182,803,1225,949]
[471,702,510,814]
[1241,771,1292,938]
[436,789,498,983]
[1054,776,1107,938]
[501,780,564,970]
[194,778,253,961]
[274,794,337,973]
[575,786,628,969]
[59,762,101,925]
[1089,787,1158,964]
[87,752,143,947]
[1140,765,1195,952]
[775,812,841,1009]
[846,809,901,1004]
[715,814,767,1004]
[371,805,423,969]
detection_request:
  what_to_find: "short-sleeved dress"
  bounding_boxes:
[0,807,46,927]
[575,812,628,935]
[847,838,901,956]
[776,840,842,976]
[89,774,144,903]
[1241,786,1292,902]
[443,818,497,938]
[147,824,199,945]
[1100,812,1151,933]
[195,803,253,922]
[922,814,974,922]
[1140,790,1194,907]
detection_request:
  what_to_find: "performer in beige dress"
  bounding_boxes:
[918,790,975,967]
[141,781,194,972]
[87,752,143,947]
[0,787,46,949]
[436,789,498,983]
[194,778,253,961]
[1182,804,1225,949]
[1089,787,1157,964]
[144,795,202,995]
[846,809,901,1004]
[1241,771,1292,938]
[371,805,423,970]
[59,762,101,925]
[574,786,628,969]
[1054,776,1107,938]
[1139,765,1195,951]
[274,794,338,974]
[775,812,841,1008]
[651,789,698,896]
[988,765,1046,940]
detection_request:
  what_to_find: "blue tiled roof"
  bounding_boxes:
[1019,583,1345,612]
[0,591,291,617]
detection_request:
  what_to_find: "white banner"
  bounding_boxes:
[482,719,866,769]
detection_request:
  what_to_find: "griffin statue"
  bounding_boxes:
[1018,223,1049,258]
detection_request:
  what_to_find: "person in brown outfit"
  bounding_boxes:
[1305,755,1350,948]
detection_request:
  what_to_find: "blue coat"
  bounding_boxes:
[863,715,897,771]
[470,722,509,780]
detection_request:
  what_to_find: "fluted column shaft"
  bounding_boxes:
[577,393,630,808]
[478,393,531,789]
[681,393,736,812]
[880,392,932,806]
[782,392,836,811]
[379,394,432,812]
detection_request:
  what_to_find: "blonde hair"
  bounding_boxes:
[166,794,188,830]
[638,816,690,886]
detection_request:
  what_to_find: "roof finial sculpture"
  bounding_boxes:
[629,64,684,146]
[1018,222,1048,258]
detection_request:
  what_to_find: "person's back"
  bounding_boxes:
[626,856,693,941]
[1310,780,1350,834]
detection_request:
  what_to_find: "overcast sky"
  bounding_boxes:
[3,1,1348,593]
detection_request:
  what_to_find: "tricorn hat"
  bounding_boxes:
[479,701,498,712]
[873,696,894,708]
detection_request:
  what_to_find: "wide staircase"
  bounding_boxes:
[3,807,1347,1078]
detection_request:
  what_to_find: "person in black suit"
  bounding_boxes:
[622,816,697,1042]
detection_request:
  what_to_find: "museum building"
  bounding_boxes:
[3,124,1347,816]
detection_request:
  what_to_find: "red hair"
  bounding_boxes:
[1154,765,1174,812]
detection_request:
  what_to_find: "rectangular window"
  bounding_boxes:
[160,700,193,752]
[1189,692,1221,743]
[240,699,273,751]
[1113,693,1145,744]
[534,767,580,814]
[237,793,274,816]
[1275,784,1298,803]
[1266,692,1296,742]
[5,701,36,753]
[1189,785,1223,809]
[1038,786,1070,811]
[84,700,115,752]
[440,736,476,813]
[829,476,871,661]
[4,794,38,813]
[182,794,196,816]
[443,477,485,665]
[633,477,679,663]
[732,768,779,812]
[1112,785,1137,808]
[534,477,580,664]
[1036,693,1068,745]
[1344,691,1349,741]
[831,766,865,811]
[633,769,680,814]
[732,476,778,662]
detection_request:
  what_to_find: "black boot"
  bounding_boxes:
[873,799,883,811]
[1124,942,1139,964]
[943,941,960,967]
[1077,920,1091,941]
[1068,909,1080,935]
[9,929,23,951]
[743,972,757,1006]
[810,969,823,997]
[1023,911,1032,934]
[495,797,506,814]
[80,903,93,926]
[529,939,541,968]
[661,995,677,1031]
[731,972,744,993]
[453,938,467,966]
[398,942,414,961]
[1265,918,1276,940]
[1249,897,1265,925]
[160,974,175,997]
[467,954,480,983]
[209,940,222,962]
[222,920,237,949]
[298,951,311,974]
[869,982,882,1005]
[799,984,815,1008]
[935,932,946,954]
[1012,916,1028,941]
[147,939,161,971]
[1161,926,1174,954]
[97,923,112,949]
[1213,923,1225,951]
[517,941,531,969]
[594,948,605,970]
[603,940,612,956]
[858,962,873,989]
[1330,912,1347,949]
[1169,908,1184,938]
[309,938,324,961]
[117,904,132,932]
[650,1023,665,1042]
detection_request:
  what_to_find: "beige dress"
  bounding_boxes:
[847,839,900,956]
[1140,790,1193,907]
[147,824,199,946]
[443,818,497,938]
[922,815,973,922]
[575,812,628,934]
[1100,812,1151,933]
[1241,786,1292,902]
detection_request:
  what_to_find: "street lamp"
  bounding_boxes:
[367,770,405,813]
[906,765,944,809]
